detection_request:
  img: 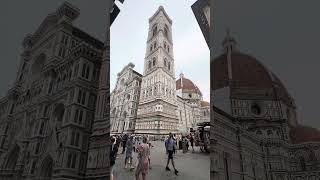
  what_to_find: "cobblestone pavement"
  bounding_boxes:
[113,141,210,180]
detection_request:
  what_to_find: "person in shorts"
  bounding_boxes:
[165,133,179,175]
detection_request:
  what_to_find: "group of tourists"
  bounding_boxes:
[110,131,208,180]
[110,134,153,180]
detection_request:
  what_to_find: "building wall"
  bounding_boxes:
[110,63,141,134]
[0,3,104,179]
[211,106,320,180]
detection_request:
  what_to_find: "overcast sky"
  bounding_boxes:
[0,0,106,97]
[111,0,210,102]
[213,0,320,128]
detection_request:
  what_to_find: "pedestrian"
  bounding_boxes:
[146,135,153,169]
[173,134,177,154]
[122,134,128,154]
[165,132,179,175]
[125,135,134,169]
[133,135,136,152]
[135,136,150,180]
[115,135,121,154]
[190,133,195,153]
[185,136,189,151]
[110,136,118,180]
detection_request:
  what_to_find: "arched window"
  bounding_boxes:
[164,42,167,49]
[148,61,152,69]
[120,78,125,86]
[5,145,20,169]
[168,46,170,53]
[154,42,157,49]
[152,57,156,66]
[164,24,169,38]
[150,46,153,52]
[152,25,157,37]
[168,62,171,70]
[39,156,53,179]
[31,53,46,76]
[300,157,306,171]
[164,59,167,67]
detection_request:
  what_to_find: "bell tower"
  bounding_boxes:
[135,6,179,136]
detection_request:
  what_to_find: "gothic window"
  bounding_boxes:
[152,57,157,66]
[77,89,86,105]
[58,47,66,57]
[164,59,167,67]
[300,157,306,171]
[164,42,167,49]
[267,130,273,136]
[148,61,152,69]
[168,46,170,53]
[82,63,90,79]
[164,24,169,38]
[35,142,40,154]
[39,121,45,135]
[74,64,79,78]
[5,145,20,170]
[31,53,46,76]
[152,25,158,37]
[9,104,15,114]
[154,42,157,49]
[168,62,171,70]
[61,33,69,46]
[150,46,153,52]
[74,109,83,124]
[30,160,37,174]
[120,78,125,86]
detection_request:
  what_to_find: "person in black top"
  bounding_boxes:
[189,133,195,153]
[122,134,128,154]
[110,136,118,180]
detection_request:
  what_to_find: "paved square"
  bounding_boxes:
[113,141,210,180]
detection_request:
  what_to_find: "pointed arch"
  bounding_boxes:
[31,53,46,76]
[4,144,20,169]
[152,57,157,66]
[38,155,54,179]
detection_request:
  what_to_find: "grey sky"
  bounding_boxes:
[0,0,106,97]
[213,0,320,128]
[111,0,210,102]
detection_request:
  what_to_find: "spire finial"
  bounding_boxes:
[180,72,184,78]
[222,27,237,52]
[180,72,184,88]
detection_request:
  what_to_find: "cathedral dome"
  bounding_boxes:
[290,125,320,144]
[211,31,293,105]
[200,100,210,107]
[176,73,202,95]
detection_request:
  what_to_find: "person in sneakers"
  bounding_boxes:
[165,132,179,175]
